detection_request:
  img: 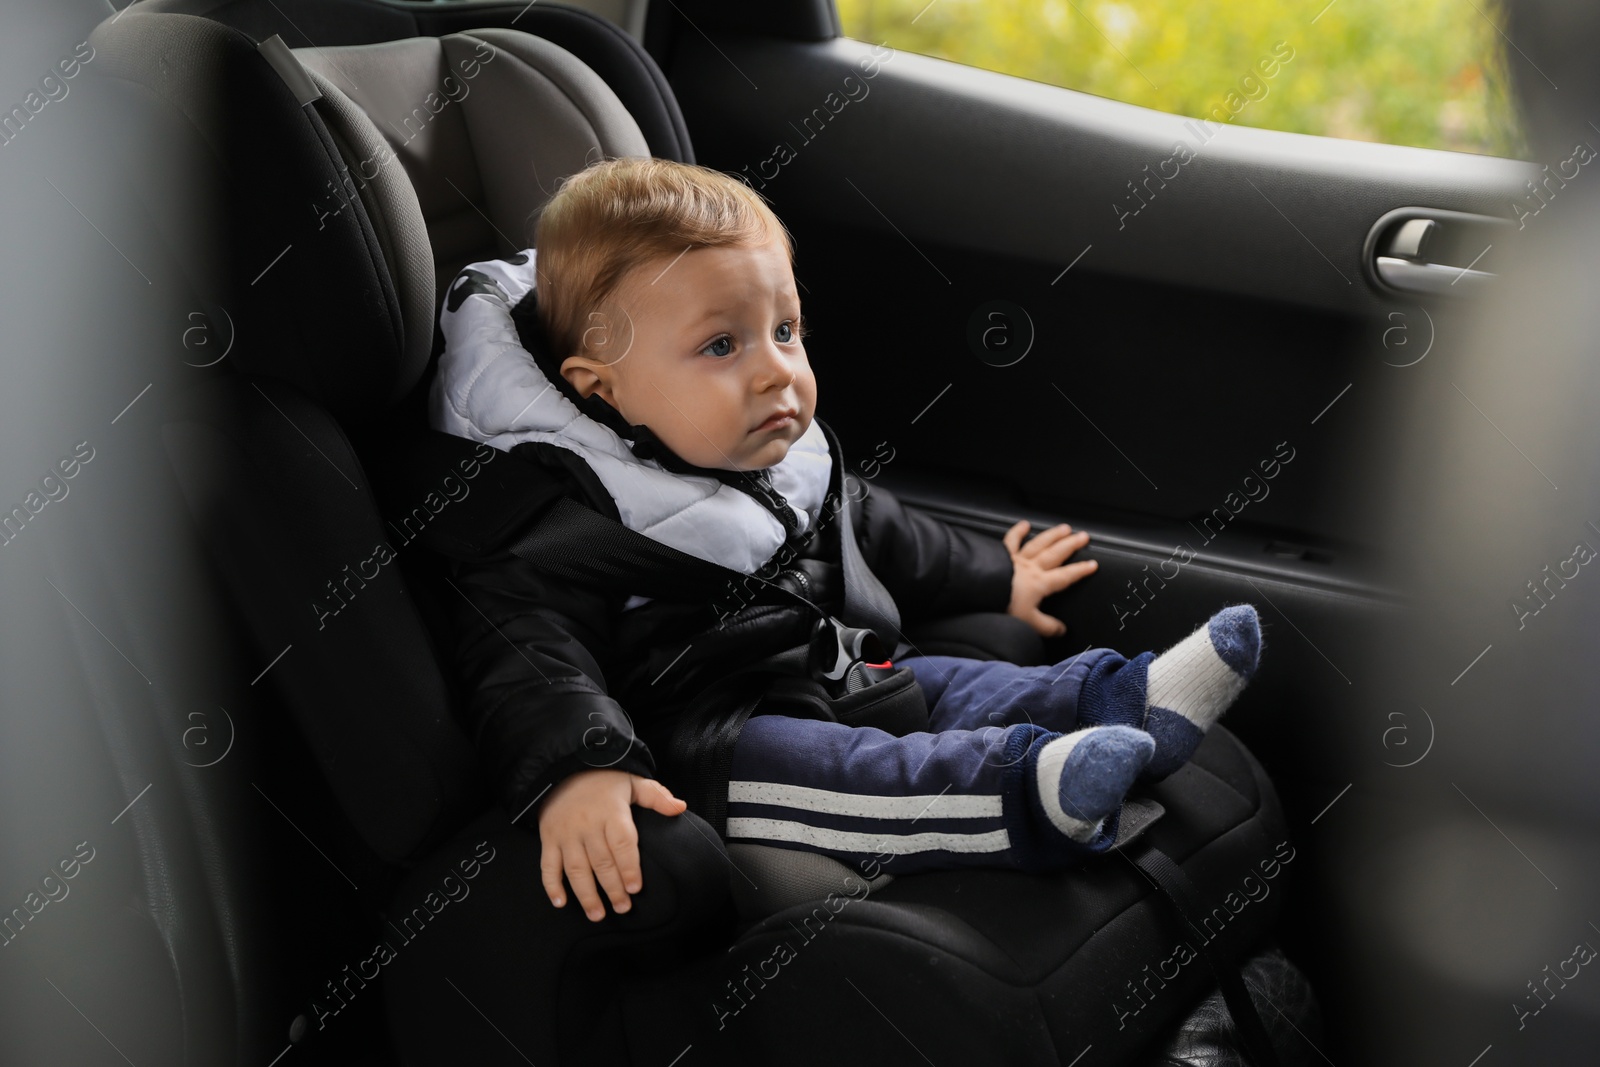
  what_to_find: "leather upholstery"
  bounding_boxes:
[1140,948,1323,1067]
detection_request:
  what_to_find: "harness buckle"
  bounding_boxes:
[808,616,897,698]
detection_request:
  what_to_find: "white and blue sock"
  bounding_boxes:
[1078,605,1261,780]
[1031,724,1155,846]
[1142,604,1260,778]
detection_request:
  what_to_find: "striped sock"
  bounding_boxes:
[1142,604,1261,779]
[1031,725,1154,846]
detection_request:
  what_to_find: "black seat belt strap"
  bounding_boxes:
[815,420,903,652]
[1132,845,1282,1067]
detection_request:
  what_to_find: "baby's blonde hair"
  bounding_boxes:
[534,157,794,362]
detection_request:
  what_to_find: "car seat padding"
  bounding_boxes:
[295,62,436,396]
[294,30,651,298]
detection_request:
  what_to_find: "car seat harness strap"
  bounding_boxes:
[257,35,322,108]
[1133,844,1284,1067]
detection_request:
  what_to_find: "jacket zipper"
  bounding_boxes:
[783,568,812,600]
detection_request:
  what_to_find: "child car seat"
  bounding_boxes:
[97,2,1315,1063]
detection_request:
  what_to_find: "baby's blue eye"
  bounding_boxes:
[701,336,733,358]
[775,321,794,343]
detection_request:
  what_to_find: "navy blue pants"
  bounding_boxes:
[725,648,1146,877]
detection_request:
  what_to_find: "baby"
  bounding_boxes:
[430,157,1261,925]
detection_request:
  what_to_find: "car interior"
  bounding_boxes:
[4,0,1595,1064]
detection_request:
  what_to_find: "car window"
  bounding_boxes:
[834,0,1528,158]
[566,0,646,38]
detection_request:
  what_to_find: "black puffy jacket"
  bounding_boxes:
[436,424,1016,830]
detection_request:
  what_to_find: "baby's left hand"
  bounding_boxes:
[1003,521,1098,638]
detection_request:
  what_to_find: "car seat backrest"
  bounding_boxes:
[91,10,420,419]
[89,7,687,872]
[89,9,489,868]
[292,30,652,301]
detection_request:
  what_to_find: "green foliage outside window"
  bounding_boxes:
[836,0,1528,159]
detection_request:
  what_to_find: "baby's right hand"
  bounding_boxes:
[536,769,687,922]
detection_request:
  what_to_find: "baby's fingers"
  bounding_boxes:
[540,840,571,908]
[1039,529,1091,566]
[1023,607,1068,638]
[1049,559,1099,591]
[585,834,633,917]
[1003,520,1030,555]
[633,776,688,818]
[562,848,607,922]
[605,817,644,900]
[1020,523,1077,560]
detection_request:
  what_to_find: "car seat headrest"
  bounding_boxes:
[91,12,651,424]
[90,11,425,420]
[291,64,438,411]
[293,30,652,303]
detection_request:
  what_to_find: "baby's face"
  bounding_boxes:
[560,233,816,472]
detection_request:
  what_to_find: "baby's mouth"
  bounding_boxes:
[752,408,799,433]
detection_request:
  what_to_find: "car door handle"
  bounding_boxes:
[1365,208,1512,298]
[1375,253,1494,295]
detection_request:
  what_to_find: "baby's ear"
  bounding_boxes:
[559,353,611,405]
